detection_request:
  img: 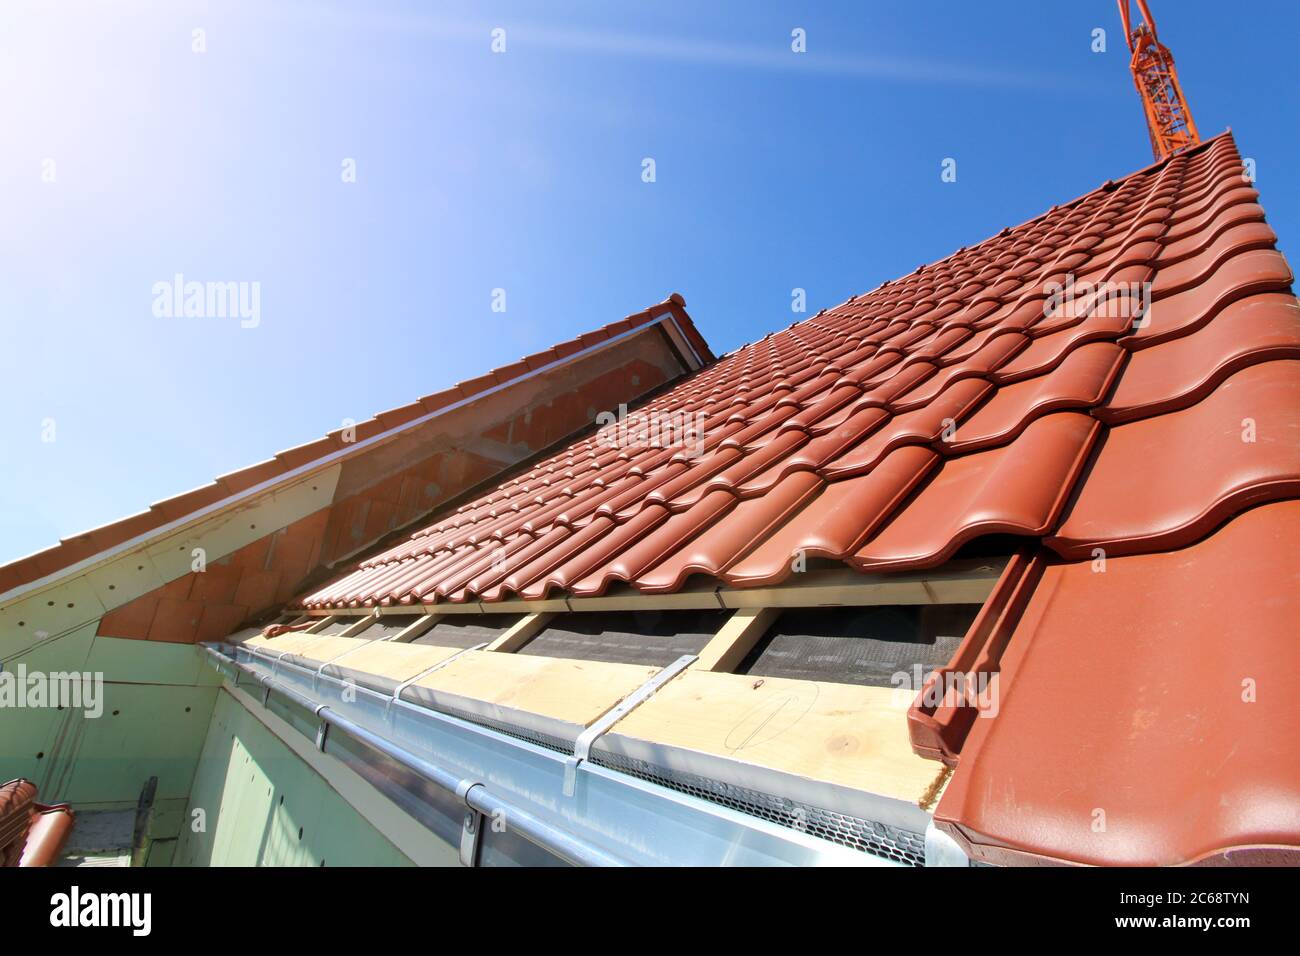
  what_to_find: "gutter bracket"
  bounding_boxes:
[563,654,696,797]
[257,647,295,680]
[314,631,387,692]
[314,704,331,752]
[456,779,486,867]
[384,642,487,721]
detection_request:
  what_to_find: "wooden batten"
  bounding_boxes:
[298,557,1006,620]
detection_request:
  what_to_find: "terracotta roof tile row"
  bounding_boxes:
[297,132,1300,611]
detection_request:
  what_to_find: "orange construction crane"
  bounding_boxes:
[1117,1,1200,160]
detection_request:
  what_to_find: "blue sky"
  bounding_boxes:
[2,0,1297,564]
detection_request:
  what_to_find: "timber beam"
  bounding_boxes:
[299,558,1006,618]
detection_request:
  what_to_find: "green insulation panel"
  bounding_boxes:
[175,689,414,867]
[1,630,219,839]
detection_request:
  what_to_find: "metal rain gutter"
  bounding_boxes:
[200,642,892,868]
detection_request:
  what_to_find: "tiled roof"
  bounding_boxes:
[0,295,711,598]
[299,131,1299,611]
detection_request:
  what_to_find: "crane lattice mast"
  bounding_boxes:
[1117,0,1201,160]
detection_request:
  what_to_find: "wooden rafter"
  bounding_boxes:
[485,612,557,653]
[693,607,781,673]
[387,614,442,643]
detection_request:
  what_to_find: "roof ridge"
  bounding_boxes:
[811,129,1237,325]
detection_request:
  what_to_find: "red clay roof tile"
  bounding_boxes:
[274,436,340,471]
[1098,294,1300,423]
[937,499,1300,866]
[850,412,1099,570]
[1048,359,1300,558]
[300,132,1298,615]
[946,342,1123,451]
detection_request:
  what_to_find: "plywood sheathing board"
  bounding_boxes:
[238,634,468,695]
[402,650,660,745]
[322,641,464,694]
[271,635,372,665]
[243,633,367,664]
[595,670,948,831]
[240,632,329,656]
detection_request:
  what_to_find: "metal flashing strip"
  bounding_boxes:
[385,642,487,717]
[259,646,298,681]
[314,632,388,682]
[564,654,696,796]
[660,310,706,369]
[200,642,891,867]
